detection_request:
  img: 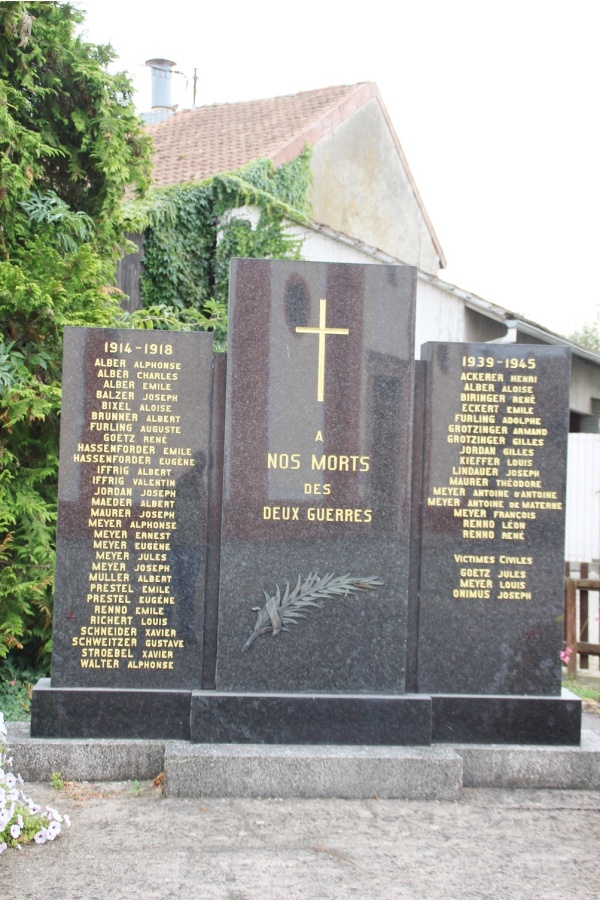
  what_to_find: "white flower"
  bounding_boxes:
[46,821,61,841]
[0,716,70,850]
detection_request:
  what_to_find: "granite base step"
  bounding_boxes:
[456,730,600,790]
[6,722,164,783]
[6,723,600,799]
[30,679,582,746]
[163,742,462,800]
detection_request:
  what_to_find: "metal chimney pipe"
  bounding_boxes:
[145,58,176,110]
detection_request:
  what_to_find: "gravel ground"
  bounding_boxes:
[2,781,600,899]
[3,711,600,898]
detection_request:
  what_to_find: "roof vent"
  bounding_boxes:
[143,58,176,125]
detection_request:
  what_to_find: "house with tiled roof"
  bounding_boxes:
[119,73,600,564]
[144,81,444,278]
[119,73,600,562]
[127,73,600,566]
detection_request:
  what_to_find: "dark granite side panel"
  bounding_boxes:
[406,359,426,692]
[51,327,214,690]
[31,679,190,740]
[216,260,417,694]
[191,691,432,745]
[417,343,570,695]
[201,352,227,689]
[432,693,582,745]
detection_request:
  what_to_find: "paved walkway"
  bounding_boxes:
[3,712,600,898]
[2,780,600,898]
[583,707,600,735]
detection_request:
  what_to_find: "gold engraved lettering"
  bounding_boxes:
[306,507,372,523]
[304,483,331,495]
[311,454,369,472]
[267,452,301,469]
[295,298,349,402]
[263,506,300,521]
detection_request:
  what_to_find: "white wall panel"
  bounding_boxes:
[566,434,600,563]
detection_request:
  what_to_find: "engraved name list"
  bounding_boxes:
[51,328,213,689]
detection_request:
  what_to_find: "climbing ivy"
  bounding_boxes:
[230,153,313,215]
[124,148,312,346]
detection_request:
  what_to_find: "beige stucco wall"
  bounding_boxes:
[309,99,441,276]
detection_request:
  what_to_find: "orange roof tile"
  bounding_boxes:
[145,83,378,188]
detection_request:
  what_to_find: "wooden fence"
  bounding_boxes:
[564,562,600,677]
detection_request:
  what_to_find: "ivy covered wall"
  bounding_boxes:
[122,149,312,347]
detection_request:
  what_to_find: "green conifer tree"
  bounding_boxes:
[0,2,151,668]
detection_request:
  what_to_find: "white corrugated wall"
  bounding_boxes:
[566,434,600,564]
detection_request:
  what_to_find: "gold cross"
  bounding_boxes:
[295,298,349,402]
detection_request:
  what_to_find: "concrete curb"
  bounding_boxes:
[6,722,163,782]
[163,742,463,800]
[456,729,600,789]
[7,722,600,799]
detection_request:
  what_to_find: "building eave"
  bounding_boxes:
[416,269,600,365]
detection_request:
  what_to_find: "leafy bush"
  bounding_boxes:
[0,3,312,670]
[569,307,600,353]
[0,651,45,720]
[0,234,124,666]
[0,2,150,667]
